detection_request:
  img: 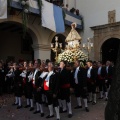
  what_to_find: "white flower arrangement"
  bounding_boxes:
[57,49,88,63]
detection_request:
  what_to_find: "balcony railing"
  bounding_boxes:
[9,0,83,30]
[63,9,83,29]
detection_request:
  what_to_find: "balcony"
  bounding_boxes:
[63,9,83,29]
[9,0,83,30]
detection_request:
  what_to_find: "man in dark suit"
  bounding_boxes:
[97,61,107,99]
[73,60,89,112]
[24,61,34,111]
[33,60,44,117]
[58,61,72,118]
[12,63,23,109]
[106,61,113,87]
[44,62,60,120]
[105,61,113,101]
[86,60,97,105]
[0,62,5,95]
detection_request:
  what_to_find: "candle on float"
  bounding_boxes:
[51,43,53,48]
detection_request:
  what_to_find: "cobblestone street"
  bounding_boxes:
[0,94,106,120]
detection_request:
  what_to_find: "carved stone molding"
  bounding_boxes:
[91,22,120,61]
[108,10,116,24]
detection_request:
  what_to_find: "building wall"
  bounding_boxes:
[0,13,70,61]
[0,31,32,61]
[76,0,120,60]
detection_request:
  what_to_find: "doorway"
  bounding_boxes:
[0,22,34,62]
[101,38,120,64]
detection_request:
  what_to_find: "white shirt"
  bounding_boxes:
[45,71,54,87]
[98,67,102,75]
[28,72,33,82]
[33,69,39,84]
[20,70,27,78]
[6,68,14,78]
[87,66,92,78]
[106,66,109,74]
[33,69,39,80]
[40,72,48,79]
[74,67,79,84]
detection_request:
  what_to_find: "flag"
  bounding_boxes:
[29,0,40,14]
[0,0,7,19]
[42,0,65,33]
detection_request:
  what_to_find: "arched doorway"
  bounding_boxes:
[0,22,34,62]
[51,34,66,62]
[101,38,120,64]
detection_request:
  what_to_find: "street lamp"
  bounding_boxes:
[82,38,94,60]
[51,36,62,61]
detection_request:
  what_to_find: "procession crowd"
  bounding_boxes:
[0,59,114,120]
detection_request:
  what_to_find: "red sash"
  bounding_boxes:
[108,75,112,79]
[98,75,104,80]
[23,78,26,84]
[87,78,93,82]
[61,84,70,89]
[32,80,37,89]
[44,81,49,91]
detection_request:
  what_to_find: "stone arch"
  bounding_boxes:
[101,37,120,63]
[0,16,39,45]
[95,34,120,61]
[91,22,120,61]
[99,34,120,54]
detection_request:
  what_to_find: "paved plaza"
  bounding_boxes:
[0,94,106,120]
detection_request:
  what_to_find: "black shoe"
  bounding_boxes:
[57,119,60,120]
[41,113,44,117]
[12,103,18,106]
[85,107,89,112]
[74,106,82,109]
[92,102,96,105]
[24,105,30,108]
[98,97,103,99]
[17,105,22,109]
[68,114,72,118]
[59,107,63,113]
[87,100,92,103]
[105,98,108,101]
[46,115,54,118]
[33,110,40,114]
[60,110,67,113]
[29,107,34,111]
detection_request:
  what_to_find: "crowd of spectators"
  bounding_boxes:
[45,0,80,16]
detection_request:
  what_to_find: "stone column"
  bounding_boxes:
[32,44,51,61]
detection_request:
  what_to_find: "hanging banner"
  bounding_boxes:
[0,0,7,19]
